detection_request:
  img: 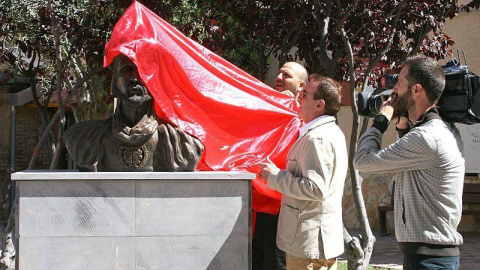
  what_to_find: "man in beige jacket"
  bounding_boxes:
[259,76,348,270]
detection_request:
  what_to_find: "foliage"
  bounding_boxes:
[297,0,458,86]
[0,0,300,111]
[194,0,310,80]
[1,0,477,115]
[198,0,460,87]
[0,0,211,121]
[1,0,114,122]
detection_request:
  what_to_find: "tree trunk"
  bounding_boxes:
[334,1,376,267]
[27,71,55,169]
[49,0,65,170]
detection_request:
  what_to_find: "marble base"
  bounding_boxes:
[13,171,254,270]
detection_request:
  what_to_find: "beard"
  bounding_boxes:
[392,88,415,113]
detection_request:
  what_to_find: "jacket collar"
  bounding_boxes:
[287,115,336,159]
[299,115,336,137]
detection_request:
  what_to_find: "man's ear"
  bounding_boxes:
[316,99,325,111]
[412,83,423,98]
[297,81,306,92]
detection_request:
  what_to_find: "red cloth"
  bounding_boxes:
[104,1,300,214]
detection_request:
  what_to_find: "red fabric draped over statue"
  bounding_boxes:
[104,1,300,214]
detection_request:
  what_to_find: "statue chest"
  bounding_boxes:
[97,131,159,172]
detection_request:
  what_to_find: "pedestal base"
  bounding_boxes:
[13,171,254,270]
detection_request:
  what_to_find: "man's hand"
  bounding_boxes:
[258,156,279,180]
[379,93,397,121]
[395,114,409,130]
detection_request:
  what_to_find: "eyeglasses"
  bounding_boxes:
[301,91,315,100]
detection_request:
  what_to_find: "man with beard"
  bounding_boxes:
[63,54,203,172]
[354,55,464,270]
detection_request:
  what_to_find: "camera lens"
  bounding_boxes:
[368,94,384,116]
[357,92,390,118]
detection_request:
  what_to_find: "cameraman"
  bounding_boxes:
[354,55,464,270]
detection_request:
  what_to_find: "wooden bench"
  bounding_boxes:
[378,182,480,236]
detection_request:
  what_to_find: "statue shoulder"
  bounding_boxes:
[63,118,112,170]
[155,123,204,172]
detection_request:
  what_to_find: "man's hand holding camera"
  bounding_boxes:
[377,93,409,130]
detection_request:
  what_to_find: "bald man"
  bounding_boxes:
[253,62,308,270]
[274,62,308,98]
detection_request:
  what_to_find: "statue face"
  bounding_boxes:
[113,55,152,107]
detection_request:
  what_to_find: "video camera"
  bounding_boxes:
[357,58,480,124]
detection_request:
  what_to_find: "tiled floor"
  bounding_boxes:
[339,230,480,269]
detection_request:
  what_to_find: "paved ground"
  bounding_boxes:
[339,230,480,269]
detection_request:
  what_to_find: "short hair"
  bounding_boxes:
[310,75,342,116]
[308,73,322,83]
[403,55,445,103]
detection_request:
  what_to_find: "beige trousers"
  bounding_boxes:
[286,253,337,270]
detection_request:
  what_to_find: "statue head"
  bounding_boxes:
[111,54,152,108]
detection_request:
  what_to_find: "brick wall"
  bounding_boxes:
[14,106,52,172]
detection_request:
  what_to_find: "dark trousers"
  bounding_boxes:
[252,212,286,270]
[404,254,459,270]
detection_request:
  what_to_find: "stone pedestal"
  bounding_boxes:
[12,171,254,270]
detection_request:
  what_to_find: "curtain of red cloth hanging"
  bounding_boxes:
[104,1,300,214]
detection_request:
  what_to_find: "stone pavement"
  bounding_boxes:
[339,230,480,269]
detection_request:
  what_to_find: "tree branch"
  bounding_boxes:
[278,7,307,65]
[27,50,56,167]
[362,0,406,89]
[313,0,335,74]
[49,0,66,170]
[410,24,432,56]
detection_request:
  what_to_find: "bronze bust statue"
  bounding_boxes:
[63,55,204,172]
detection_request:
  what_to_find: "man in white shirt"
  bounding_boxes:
[259,76,348,269]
